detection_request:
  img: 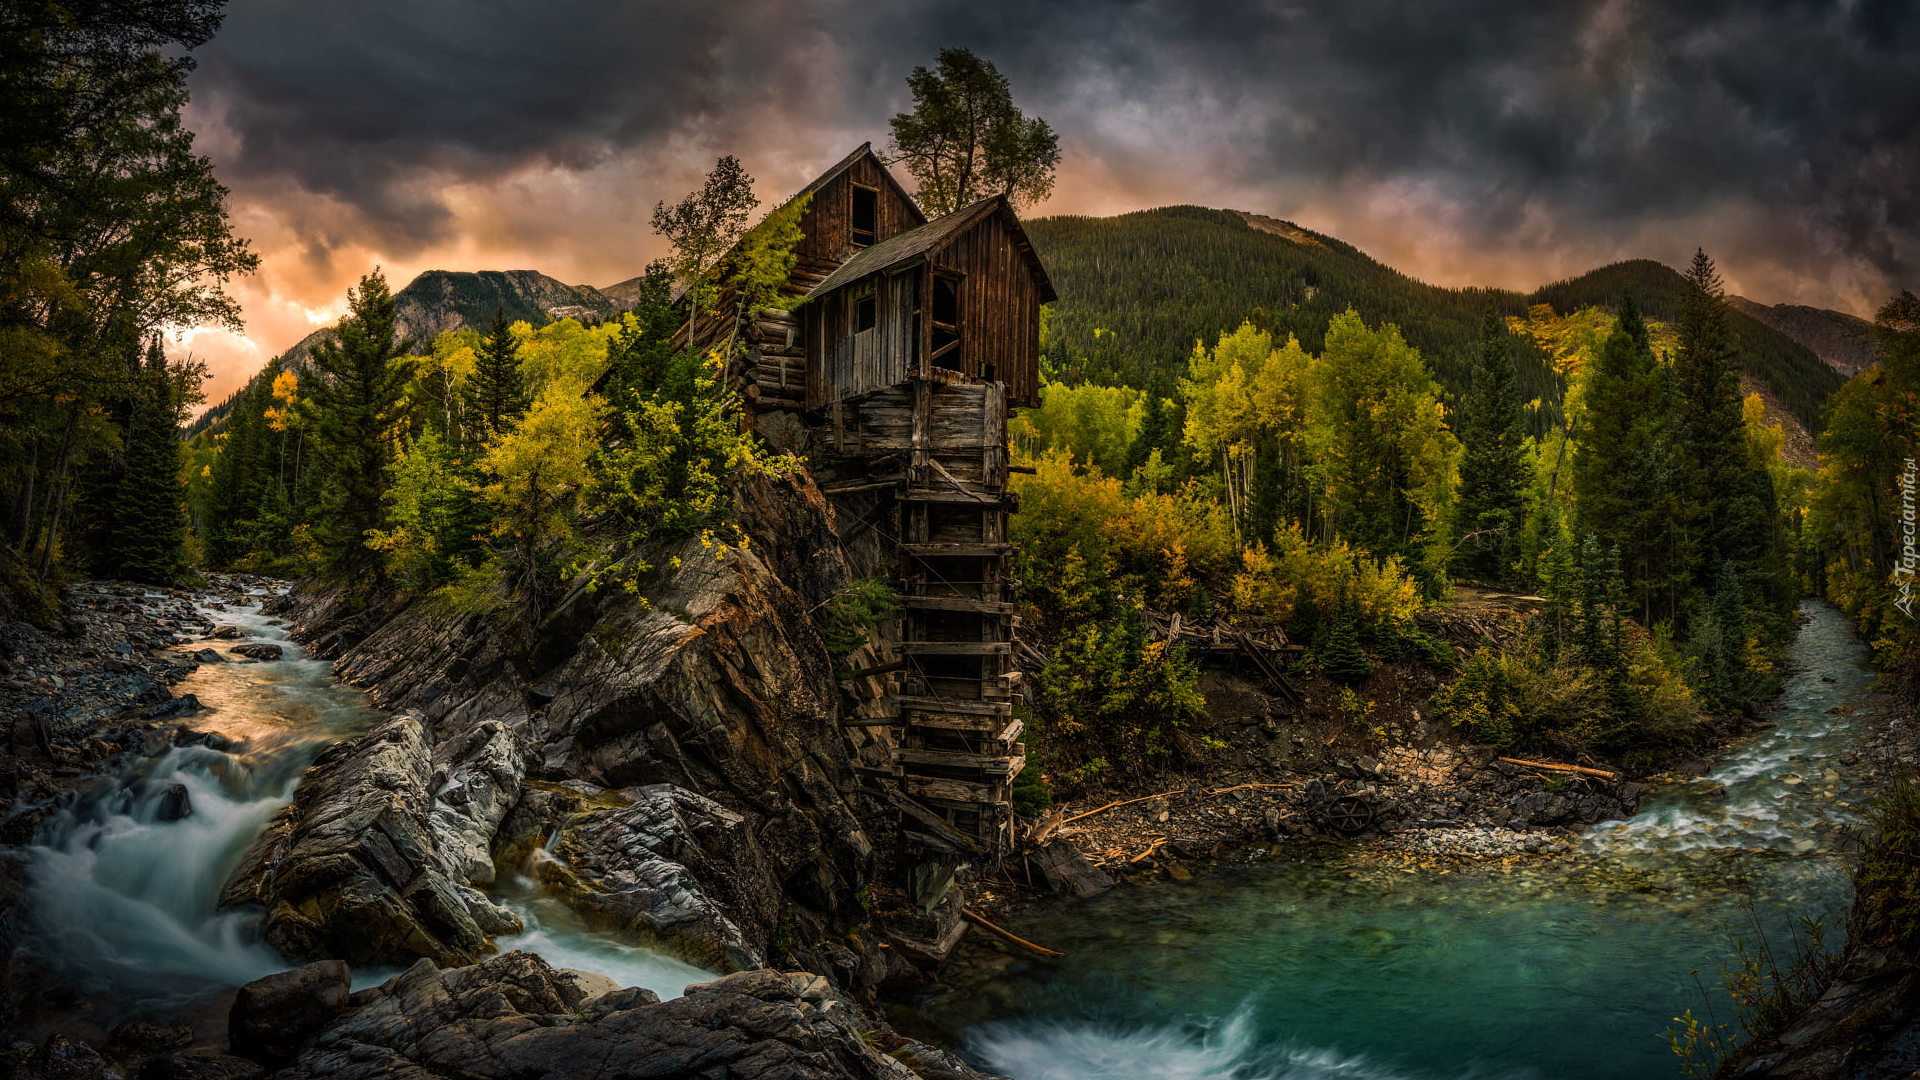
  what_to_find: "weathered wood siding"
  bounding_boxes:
[807,269,919,407]
[927,211,1042,406]
[791,155,921,294]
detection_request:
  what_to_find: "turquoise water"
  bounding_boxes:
[939,601,1878,1080]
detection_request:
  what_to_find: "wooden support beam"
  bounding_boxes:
[895,747,1024,776]
[901,543,1010,557]
[894,488,1009,505]
[899,641,1012,656]
[894,595,1015,614]
[905,774,1000,804]
[893,696,1010,716]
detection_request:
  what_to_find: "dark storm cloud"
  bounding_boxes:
[190,0,1919,306]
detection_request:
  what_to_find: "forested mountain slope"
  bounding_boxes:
[1023,207,1842,428]
[1531,260,1844,423]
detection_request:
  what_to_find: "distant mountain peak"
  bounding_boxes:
[1726,295,1878,377]
[275,268,629,373]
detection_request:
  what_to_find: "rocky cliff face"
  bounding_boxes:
[260,473,903,989]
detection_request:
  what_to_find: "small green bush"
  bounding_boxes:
[815,578,898,659]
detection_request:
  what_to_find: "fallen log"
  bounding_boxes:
[962,908,1064,958]
[1059,788,1184,827]
[1499,756,1620,781]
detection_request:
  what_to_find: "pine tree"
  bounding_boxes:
[1671,251,1787,612]
[1574,291,1684,623]
[1454,302,1531,584]
[467,308,527,442]
[1319,585,1372,684]
[101,337,188,582]
[302,270,416,583]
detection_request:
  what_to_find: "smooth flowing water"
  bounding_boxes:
[17,590,707,1031]
[931,601,1880,1080]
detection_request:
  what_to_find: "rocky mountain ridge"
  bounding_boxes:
[1730,294,1881,377]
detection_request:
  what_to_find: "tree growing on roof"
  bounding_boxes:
[888,47,1061,216]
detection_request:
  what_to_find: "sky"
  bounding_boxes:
[175,0,1919,405]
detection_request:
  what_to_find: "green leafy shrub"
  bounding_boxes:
[815,578,899,659]
[1012,752,1053,817]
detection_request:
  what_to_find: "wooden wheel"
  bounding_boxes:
[1324,795,1374,835]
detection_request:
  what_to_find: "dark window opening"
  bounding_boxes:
[981,362,997,383]
[854,294,876,333]
[932,274,959,324]
[930,273,961,367]
[851,186,878,247]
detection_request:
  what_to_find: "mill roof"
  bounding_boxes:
[807,195,1059,304]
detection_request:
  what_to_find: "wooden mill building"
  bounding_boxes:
[686,144,1055,857]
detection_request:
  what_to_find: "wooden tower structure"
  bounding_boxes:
[688,146,1055,856]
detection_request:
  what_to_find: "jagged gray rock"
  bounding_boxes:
[428,719,524,886]
[278,951,1009,1080]
[218,715,522,967]
[539,784,779,971]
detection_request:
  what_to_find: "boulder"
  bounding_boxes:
[229,961,351,1061]
[206,626,243,640]
[229,644,282,661]
[541,784,779,971]
[278,951,1010,1080]
[219,716,521,968]
[304,474,887,989]
[143,695,201,720]
[426,719,524,886]
[1027,838,1114,899]
[155,783,191,822]
[191,649,223,664]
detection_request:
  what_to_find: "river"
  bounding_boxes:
[919,600,1879,1079]
[13,596,1883,1079]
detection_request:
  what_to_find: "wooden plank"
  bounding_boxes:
[895,488,1005,505]
[902,543,1009,557]
[895,595,1014,614]
[899,641,1011,656]
[904,775,999,804]
[895,748,1020,775]
[906,716,1023,745]
[893,696,1010,717]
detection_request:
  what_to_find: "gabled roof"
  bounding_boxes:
[808,195,1058,303]
[790,142,927,228]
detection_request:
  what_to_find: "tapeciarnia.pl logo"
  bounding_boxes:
[1899,457,1918,620]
